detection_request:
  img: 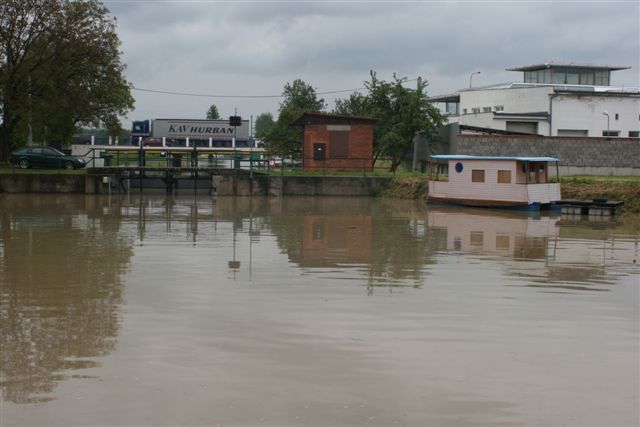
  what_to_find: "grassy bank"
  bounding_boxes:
[382,175,640,214]
[559,176,640,214]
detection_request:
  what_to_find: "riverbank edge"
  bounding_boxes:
[1,173,638,214]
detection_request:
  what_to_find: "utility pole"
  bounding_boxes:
[412,76,422,172]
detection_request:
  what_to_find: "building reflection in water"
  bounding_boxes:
[301,215,373,266]
[267,198,444,291]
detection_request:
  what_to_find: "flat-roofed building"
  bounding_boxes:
[431,63,639,138]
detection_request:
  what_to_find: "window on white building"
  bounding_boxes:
[595,70,609,85]
[566,71,580,84]
[472,107,480,114]
[629,131,639,138]
[494,105,504,111]
[602,130,620,137]
[482,107,492,113]
[557,129,588,137]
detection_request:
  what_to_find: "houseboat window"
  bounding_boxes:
[470,231,484,247]
[472,169,485,183]
[527,162,542,183]
[329,131,349,158]
[497,170,511,184]
[455,162,464,173]
[496,234,510,250]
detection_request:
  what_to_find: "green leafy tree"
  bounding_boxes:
[254,112,275,136]
[279,79,326,112]
[333,92,371,116]
[206,104,220,120]
[335,71,445,171]
[262,79,326,157]
[0,0,133,162]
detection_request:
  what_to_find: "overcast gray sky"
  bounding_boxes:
[105,0,640,126]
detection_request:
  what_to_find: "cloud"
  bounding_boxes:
[103,0,639,122]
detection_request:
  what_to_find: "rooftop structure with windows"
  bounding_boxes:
[507,62,630,86]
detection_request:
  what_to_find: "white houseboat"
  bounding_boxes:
[428,155,561,210]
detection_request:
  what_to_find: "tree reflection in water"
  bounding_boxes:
[0,195,133,404]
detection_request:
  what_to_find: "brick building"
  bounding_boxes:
[292,112,377,172]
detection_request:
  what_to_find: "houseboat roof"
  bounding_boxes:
[431,155,559,162]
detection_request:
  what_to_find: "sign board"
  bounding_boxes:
[151,119,249,140]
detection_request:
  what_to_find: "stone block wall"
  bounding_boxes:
[455,135,640,169]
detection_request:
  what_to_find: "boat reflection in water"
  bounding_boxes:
[426,206,638,291]
[427,207,559,259]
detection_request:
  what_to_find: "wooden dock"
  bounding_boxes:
[559,199,624,216]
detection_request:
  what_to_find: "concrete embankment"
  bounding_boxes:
[0,173,108,194]
[0,173,392,197]
[213,175,392,196]
[3,172,637,214]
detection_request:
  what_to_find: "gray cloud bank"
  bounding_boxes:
[105,0,639,123]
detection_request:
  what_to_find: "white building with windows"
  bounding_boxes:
[432,63,640,138]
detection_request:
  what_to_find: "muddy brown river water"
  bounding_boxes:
[1,194,638,427]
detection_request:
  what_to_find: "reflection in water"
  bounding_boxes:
[0,195,133,403]
[1,194,638,426]
[426,207,640,291]
[269,198,445,290]
[428,207,559,259]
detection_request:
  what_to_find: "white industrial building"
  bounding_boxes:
[432,63,640,138]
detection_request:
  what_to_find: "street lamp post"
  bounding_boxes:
[602,111,610,135]
[469,71,481,88]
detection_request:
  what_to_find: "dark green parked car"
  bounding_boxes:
[9,146,86,170]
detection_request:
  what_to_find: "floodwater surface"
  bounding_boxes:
[1,194,638,427]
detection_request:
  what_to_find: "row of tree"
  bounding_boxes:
[0,0,133,161]
[256,73,445,171]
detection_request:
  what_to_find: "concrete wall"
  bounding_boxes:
[0,174,114,194]
[552,94,639,137]
[454,134,640,175]
[459,86,553,135]
[1,174,82,193]
[213,175,391,197]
